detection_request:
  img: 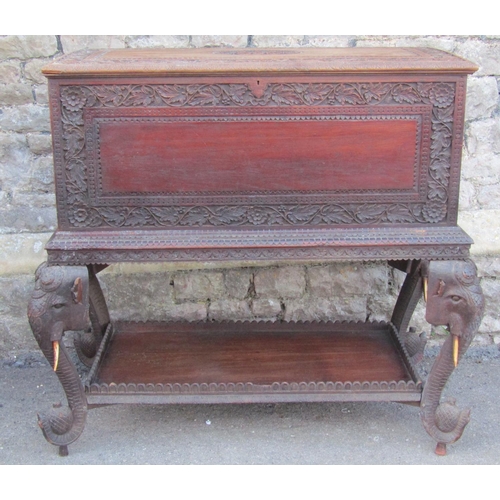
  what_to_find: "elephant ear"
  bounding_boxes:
[71,277,83,304]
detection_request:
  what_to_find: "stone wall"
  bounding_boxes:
[1,35,499,355]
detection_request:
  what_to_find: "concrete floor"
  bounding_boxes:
[1,348,499,465]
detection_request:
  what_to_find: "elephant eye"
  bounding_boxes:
[52,302,66,309]
[450,295,461,302]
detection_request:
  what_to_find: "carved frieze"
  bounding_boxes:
[57,81,456,229]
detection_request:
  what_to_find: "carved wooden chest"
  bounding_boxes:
[30,48,483,457]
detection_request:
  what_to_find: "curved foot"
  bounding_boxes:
[435,442,447,456]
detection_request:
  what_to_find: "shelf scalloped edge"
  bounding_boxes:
[87,379,423,396]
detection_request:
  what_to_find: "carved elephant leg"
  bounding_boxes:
[74,265,110,367]
[28,263,91,456]
[390,260,427,364]
[421,260,484,455]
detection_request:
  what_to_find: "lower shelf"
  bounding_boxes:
[86,321,422,405]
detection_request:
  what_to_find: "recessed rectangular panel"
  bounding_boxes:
[97,117,418,196]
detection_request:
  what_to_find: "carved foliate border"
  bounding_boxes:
[58,81,456,229]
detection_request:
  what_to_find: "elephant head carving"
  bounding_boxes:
[425,260,484,365]
[27,263,90,454]
[421,259,485,454]
[28,264,89,366]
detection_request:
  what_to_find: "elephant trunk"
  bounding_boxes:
[420,259,485,452]
[36,340,87,447]
[421,330,474,444]
[27,263,90,453]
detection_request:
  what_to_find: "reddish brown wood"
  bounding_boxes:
[97,322,413,386]
[99,117,417,195]
[42,47,478,77]
[31,48,483,456]
[43,48,473,247]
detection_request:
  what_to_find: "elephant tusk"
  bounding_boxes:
[423,277,428,302]
[453,335,459,368]
[53,341,59,372]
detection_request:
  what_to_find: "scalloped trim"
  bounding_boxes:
[88,379,422,396]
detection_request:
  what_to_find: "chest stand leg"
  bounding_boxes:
[420,260,484,455]
[27,263,91,456]
[390,260,427,364]
[74,265,110,367]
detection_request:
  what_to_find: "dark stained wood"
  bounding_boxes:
[46,226,474,265]
[97,322,412,386]
[44,47,474,248]
[31,48,482,455]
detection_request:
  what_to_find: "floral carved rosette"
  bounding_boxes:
[59,82,456,228]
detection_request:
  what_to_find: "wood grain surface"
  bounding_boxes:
[97,322,412,386]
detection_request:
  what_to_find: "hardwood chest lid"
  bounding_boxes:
[42,47,478,77]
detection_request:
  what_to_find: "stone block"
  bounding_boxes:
[125,35,190,48]
[23,156,55,193]
[100,271,172,320]
[476,183,500,209]
[455,39,500,76]
[209,299,252,320]
[461,152,500,187]
[0,274,37,354]
[475,256,500,278]
[465,76,499,121]
[254,266,306,299]
[191,35,247,48]
[24,58,50,84]
[284,296,367,322]
[0,273,32,319]
[480,276,500,303]
[355,36,456,52]
[252,298,282,318]
[303,36,353,47]
[60,35,126,53]
[366,293,394,323]
[33,84,49,105]
[164,302,207,322]
[308,262,388,297]
[466,118,500,157]
[26,133,52,155]
[224,268,253,299]
[0,104,50,133]
[0,204,56,234]
[0,233,50,275]
[11,191,56,208]
[459,209,500,255]
[458,179,476,210]
[479,314,500,335]
[251,35,304,47]
[0,35,58,59]
[0,133,30,186]
[173,271,224,302]
[0,61,21,83]
[0,83,33,106]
